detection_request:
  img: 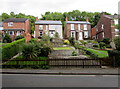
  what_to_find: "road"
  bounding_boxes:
[2,74,119,87]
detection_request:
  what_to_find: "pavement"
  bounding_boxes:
[1,68,120,75]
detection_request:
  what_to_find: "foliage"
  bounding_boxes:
[68,37,75,46]
[71,51,77,56]
[2,38,25,61]
[3,33,12,43]
[80,40,87,46]
[41,34,51,42]
[108,50,120,67]
[113,37,120,50]
[53,47,73,50]
[64,40,70,45]
[15,35,24,40]
[101,38,111,44]
[99,42,106,49]
[22,43,38,60]
[93,45,99,48]
[54,32,60,38]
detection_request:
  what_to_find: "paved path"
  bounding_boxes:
[2,74,118,87]
[1,68,119,75]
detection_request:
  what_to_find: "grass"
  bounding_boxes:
[86,48,109,58]
[53,47,74,50]
[0,43,7,47]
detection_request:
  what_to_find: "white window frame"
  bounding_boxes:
[9,31,14,35]
[39,25,43,30]
[78,24,80,30]
[102,32,104,38]
[114,19,118,25]
[8,22,13,27]
[84,24,87,30]
[102,24,104,30]
[71,31,75,38]
[40,32,43,37]
[84,31,88,38]
[71,24,74,30]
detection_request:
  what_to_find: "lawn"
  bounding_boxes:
[86,48,109,58]
[53,47,74,50]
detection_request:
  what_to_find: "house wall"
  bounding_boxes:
[64,23,91,40]
[96,15,112,40]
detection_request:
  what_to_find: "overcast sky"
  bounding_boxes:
[0,0,120,18]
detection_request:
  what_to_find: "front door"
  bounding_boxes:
[79,32,83,40]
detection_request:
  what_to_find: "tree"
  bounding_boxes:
[3,33,12,43]
[114,37,120,50]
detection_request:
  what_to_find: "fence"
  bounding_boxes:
[2,58,111,68]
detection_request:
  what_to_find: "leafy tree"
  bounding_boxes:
[3,33,12,43]
[113,37,120,50]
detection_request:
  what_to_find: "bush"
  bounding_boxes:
[113,37,120,50]
[64,40,70,45]
[106,44,112,48]
[71,51,77,56]
[102,38,111,44]
[93,45,99,48]
[2,38,25,61]
[3,33,12,43]
[54,32,59,38]
[108,50,120,67]
[99,42,106,49]
[15,35,24,40]
[80,40,87,46]
[68,37,75,46]
[22,43,38,60]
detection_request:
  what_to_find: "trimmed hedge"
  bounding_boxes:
[2,38,25,61]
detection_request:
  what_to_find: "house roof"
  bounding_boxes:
[4,18,28,23]
[35,20,62,25]
[66,21,91,24]
[3,29,24,31]
[104,15,118,19]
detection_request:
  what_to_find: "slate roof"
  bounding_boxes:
[4,18,28,22]
[104,15,118,19]
[35,20,62,25]
[66,21,91,24]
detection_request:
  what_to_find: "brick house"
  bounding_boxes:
[96,14,119,40]
[64,18,91,40]
[91,26,97,40]
[34,20,63,39]
[3,18,31,40]
[0,22,3,42]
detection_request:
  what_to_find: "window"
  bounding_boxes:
[51,31,54,34]
[78,24,80,30]
[40,32,43,37]
[71,24,74,30]
[71,31,75,38]
[49,25,56,30]
[115,29,119,32]
[102,32,104,38]
[39,25,43,30]
[96,28,98,32]
[84,24,87,30]
[101,24,104,30]
[84,31,88,38]
[8,22,13,27]
[46,25,48,30]
[114,19,118,25]
[9,31,14,35]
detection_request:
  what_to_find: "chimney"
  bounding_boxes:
[36,17,38,21]
[66,17,68,21]
[86,17,89,22]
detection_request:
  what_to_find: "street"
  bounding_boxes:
[2,74,119,87]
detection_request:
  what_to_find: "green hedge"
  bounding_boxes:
[2,38,25,61]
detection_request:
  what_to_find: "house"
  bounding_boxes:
[91,26,97,40]
[96,13,119,40]
[34,19,63,39]
[64,18,91,40]
[0,22,4,42]
[3,18,31,40]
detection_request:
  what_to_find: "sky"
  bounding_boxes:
[0,0,120,18]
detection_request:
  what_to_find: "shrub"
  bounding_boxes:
[41,34,51,42]
[68,37,75,46]
[113,37,120,50]
[102,38,111,44]
[3,33,12,43]
[106,44,112,48]
[22,43,38,60]
[54,32,60,38]
[71,51,77,56]
[64,40,70,45]
[2,38,25,61]
[93,45,99,48]
[80,40,87,46]
[99,42,106,49]
[15,35,24,40]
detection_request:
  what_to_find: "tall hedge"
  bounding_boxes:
[2,38,25,61]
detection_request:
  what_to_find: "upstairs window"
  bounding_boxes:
[8,22,13,27]
[78,24,80,30]
[101,24,104,30]
[84,31,88,38]
[71,24,74,30]
[39,25,43,30]
[102,32,104,38]
[84,24,87,30]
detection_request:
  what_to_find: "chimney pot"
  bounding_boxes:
[36,17,38,21]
